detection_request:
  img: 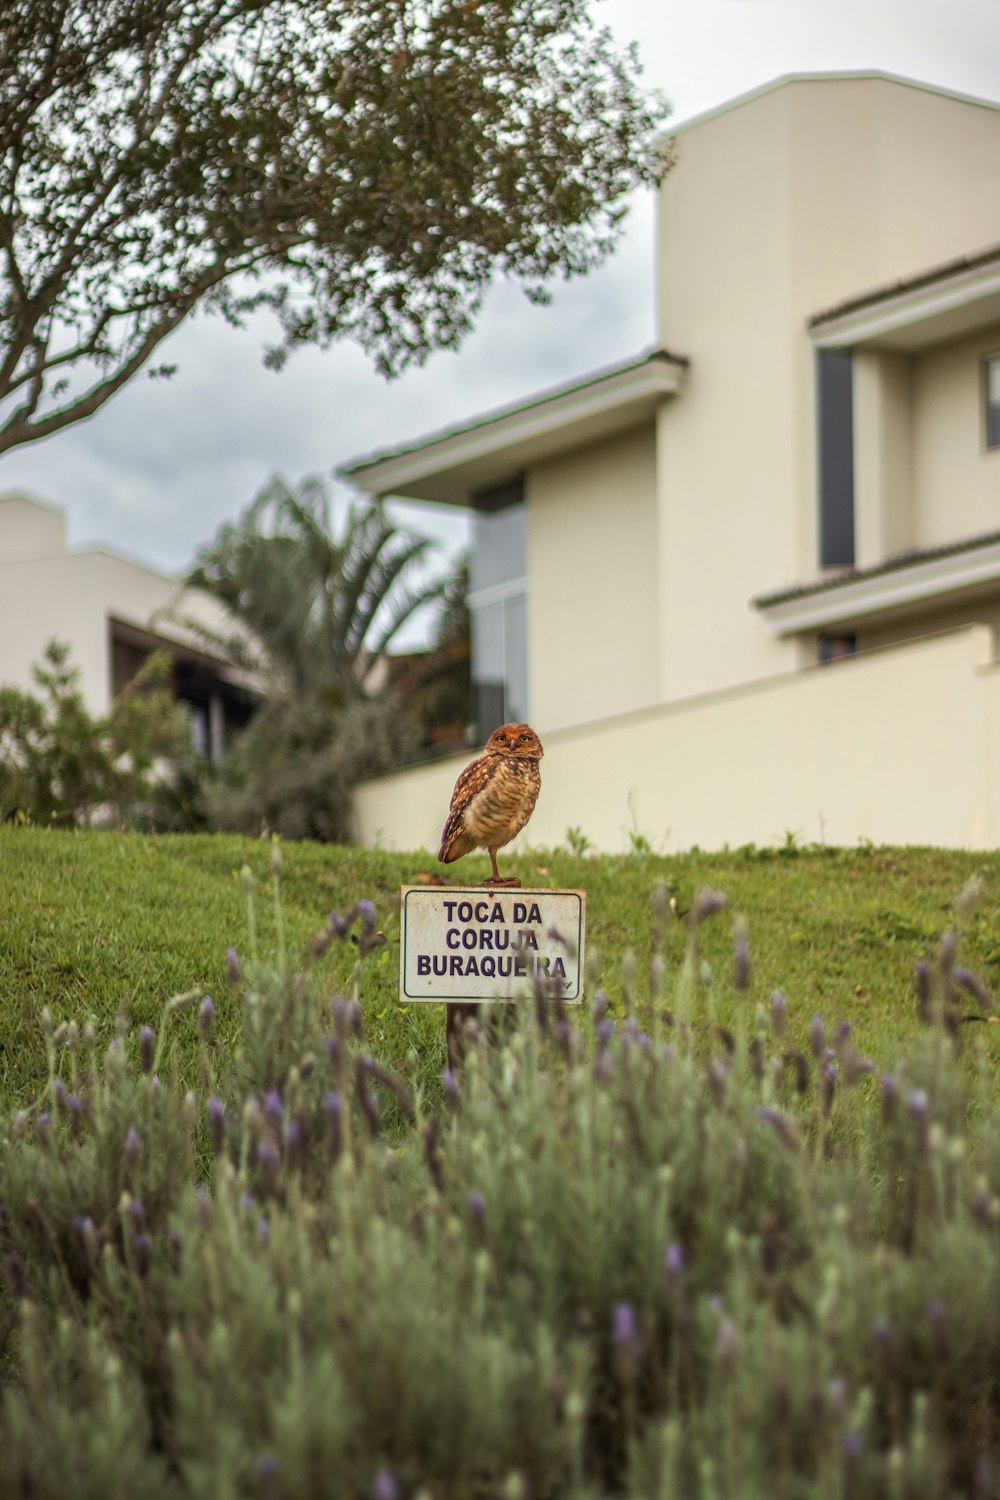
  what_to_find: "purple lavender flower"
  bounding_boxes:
[195,1185,214,1230]
[954,966,992,1011]
[371,1468,399,1500]
[73,1216,97,1265]
[442,1069,459,1106]
[330,997,350,1036]
[842,1431,863,1467]
[226,947,240,985]
[263,1090,283,1125]
[139,1026,155,1075]
[258,1216,270,1247]
[467,1189,486,1233]
[708,1058,728,1106]
[258,1454,278,1491]
[208,1096,225,1155]
[198,996,215,1039]
[716,1316,740,1372]
[664,1242,684,1283]
[971,1184,992,1226]
[67,1095,84,1136]
[128,1198,145,1230]
[132,1232,150,1276]
[974,1453,995,1499]
[821,1063,837,1117]
[690,887,727,925]
[908,1089,930,1150]
[124,1125,142,1164]
[612,1301,640,1384]
[825,1376,848,1418]
[591,990,610,1023]
[808,1014,825,1059]
[284,1118,303,1160]
[757,1106,799,1150]
[257,1139,280,1191]
[52,1077,67,1112]
[770,991,787,1037]
[880,1073,898,1121]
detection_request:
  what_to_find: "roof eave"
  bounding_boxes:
[755,540,1000,636]
[340,349,686,505]
[809,251,1000,352]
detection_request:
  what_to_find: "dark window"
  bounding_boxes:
[818,632,857,664]
[817,349,855,567]
[984,355,1000,449]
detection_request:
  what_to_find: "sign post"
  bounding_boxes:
[399,886,586,1006]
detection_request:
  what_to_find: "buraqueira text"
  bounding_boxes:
[399,887,586,1004]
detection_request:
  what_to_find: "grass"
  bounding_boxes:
[2,826,999,1108]
[0,825,997,1496]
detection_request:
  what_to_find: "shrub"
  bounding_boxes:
[0,878,995,1497]
[204,694,421,842]
[0,640,198,828]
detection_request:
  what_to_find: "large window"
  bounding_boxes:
[984,354,1000,450]
[469,481,528,738]
[816,348,855,567]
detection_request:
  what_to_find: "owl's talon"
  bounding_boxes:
[483,876,522,888]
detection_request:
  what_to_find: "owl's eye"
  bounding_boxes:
[519,732,528,741]
[497,733,507,744]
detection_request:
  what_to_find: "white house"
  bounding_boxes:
[0,492,256,759]
[343,72,1000,854]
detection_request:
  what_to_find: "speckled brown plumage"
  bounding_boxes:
[438,722,543,887]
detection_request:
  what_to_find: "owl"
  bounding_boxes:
[438,723,544,887]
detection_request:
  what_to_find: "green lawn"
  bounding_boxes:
[2,826,999,1105]
[0,825,997,1497]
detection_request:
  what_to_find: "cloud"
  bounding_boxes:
[0,0,996,603]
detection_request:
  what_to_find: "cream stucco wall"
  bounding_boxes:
[656,81,800,703]
[910,326,1000,549]
[655,77,1000,701]
[0,498,243,715]
[526,425,659,733]
[0,494,67,557]
[853,350,915,566]
[354,626,1000,855]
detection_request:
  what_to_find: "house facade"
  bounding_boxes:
[344,73,1000,854]
[0,493,257,760]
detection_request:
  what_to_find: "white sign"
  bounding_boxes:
[399,886,586,1004]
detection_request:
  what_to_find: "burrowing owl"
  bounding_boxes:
[438,723,543,887]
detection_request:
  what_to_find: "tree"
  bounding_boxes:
[0,0,669,455]
[0,640,197,826]
[386,554,470,750]
[185,475,460,840]
[186,474,452,701]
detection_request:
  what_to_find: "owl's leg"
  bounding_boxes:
[483,846,521,888]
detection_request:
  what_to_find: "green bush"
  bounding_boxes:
[203,695,421,842]
[0,874,996,1497]
[0,640,198,829]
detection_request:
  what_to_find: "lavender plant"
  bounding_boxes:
[0,875,995,1499]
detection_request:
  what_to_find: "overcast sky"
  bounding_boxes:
[3,0,1000,632]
